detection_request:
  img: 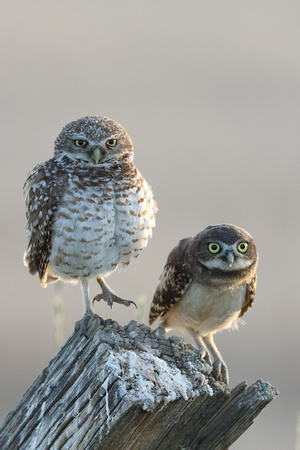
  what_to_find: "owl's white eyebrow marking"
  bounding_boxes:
[105,134,119,140]
[67,132,87,140]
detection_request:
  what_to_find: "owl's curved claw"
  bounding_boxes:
[75,320,89,339]
[196,346,211,365]
[192,335,212,365]
[75,309,96,339]
[94,277,137,309]
[93,292,137,309]
[212,359,229,385]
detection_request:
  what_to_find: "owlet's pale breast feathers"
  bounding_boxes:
[149,224,258,384]
[24,115,157,332]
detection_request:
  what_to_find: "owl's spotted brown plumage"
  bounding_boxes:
[149,224,258,384]
[24,115,157,332]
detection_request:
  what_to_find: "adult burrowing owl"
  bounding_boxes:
[24,115,157,332]
[149,224,258,384]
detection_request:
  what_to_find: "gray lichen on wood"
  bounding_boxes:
[0,314,278,449]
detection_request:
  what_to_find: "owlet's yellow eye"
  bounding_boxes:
[208,243,220,253]
[237,242,248,253]
[106,139,117,147]
[74,140,87,147]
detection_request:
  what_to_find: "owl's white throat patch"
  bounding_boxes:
[203,257,251,271]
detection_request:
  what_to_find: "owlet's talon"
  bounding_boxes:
[212,359,229,385]
[193,338,212,365]
[203,350,212,365]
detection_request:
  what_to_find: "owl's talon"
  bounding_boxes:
[93,293,137,309]
[80,324,89,339]
[74,318,89,339]
[75,309,96,339]
[212,359,229,385]
[204,352,212,365]
[94,277,137,309]
[198,347,211,365]
[192,337,212,365]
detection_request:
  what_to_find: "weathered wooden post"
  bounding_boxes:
[0,314,278,449]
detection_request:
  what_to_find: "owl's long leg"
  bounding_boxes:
[81,278,94,315]
[202,334,229,385]
[93,277,137,309]
[79,278,95,338]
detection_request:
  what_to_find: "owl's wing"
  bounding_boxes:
[23,157,68,284]
[149,238,193,325]
[239,273,257,318]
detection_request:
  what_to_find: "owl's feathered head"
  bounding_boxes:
[54,115,134,165]
[189,223,258,275]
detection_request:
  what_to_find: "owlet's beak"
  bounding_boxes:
[225,250,234,267]
[93,148,101,164]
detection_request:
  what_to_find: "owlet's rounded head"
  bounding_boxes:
[54,115,134,165]
[190,224,258,273]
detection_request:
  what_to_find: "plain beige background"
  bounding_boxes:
[1,1,299,448]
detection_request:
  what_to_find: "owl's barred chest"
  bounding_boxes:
[50,171,155,281]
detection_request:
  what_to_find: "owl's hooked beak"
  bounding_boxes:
[225,250,234,267]
[92,148,101,164]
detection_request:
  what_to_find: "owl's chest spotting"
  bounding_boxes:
[50,174,156,281]
[165,281,247,336]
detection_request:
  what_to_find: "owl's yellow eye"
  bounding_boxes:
[106,139,117,147]
[237,242,248,253]
[208,243,220,253]
[74,140,87,147]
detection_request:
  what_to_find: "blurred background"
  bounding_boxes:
[0,1,299,448]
